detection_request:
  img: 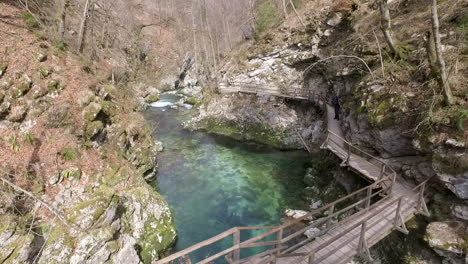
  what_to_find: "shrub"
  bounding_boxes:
[55,40,68,51]
[23,133,37,145]
[21,12,39,29]
[255,1,281,40]
[61,147,79,161]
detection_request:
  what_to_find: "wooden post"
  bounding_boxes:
[276,229,283,257]
[326,204,335,228]
[379,165,386,180]
[418,182,431,217]
[345,145,351,165]
[308,251,315,264]
[357,221,373,261]
[233,230,240,262]
[365,186,372,210]
[394,197,409,234]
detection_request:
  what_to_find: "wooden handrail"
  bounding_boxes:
[154,174,395,264]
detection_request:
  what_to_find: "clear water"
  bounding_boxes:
[144,95,311,262]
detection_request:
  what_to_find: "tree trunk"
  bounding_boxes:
[58,0,69,41]
[282,0,288,18]
[77,0,91,52]
[431,0,454,105]
[379,0,400,58]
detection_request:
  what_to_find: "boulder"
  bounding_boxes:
[451,204,468,221]
[425,221,467,264]
[6,105,27,122]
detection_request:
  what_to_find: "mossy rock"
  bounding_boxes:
[18,74,32,94]
[85,120,104,139]
[83,102,103,122]
[38,67,52,79]
[60,167,82,180]
[145,94,160,104]
[121,185,177,263]
[101,100,118,117]
[38,224,74,264]
[47,79,62,92]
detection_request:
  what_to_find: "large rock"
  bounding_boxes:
[121,185,177,263]
[425,221,467,264]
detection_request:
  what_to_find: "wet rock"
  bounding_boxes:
[425,221,467,264]
[155,140,164,152]
[7,105,27,122]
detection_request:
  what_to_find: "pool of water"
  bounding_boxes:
[144,94,311,261]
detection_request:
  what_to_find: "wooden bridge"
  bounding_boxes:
[154,83,431,264]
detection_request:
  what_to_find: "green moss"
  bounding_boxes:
[61,167,82,180]
[55,40,67,52]
[85,120,104,140]
[65,186,116,225]
[145,95,160,104]
[201,117,289,148]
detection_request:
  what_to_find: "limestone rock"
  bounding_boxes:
[304,227,320,239]
[83,102,102,122]
[451,204,468,221]
[7,105,27,122]
[112,235,143,264]
[425,221,467,264]
[37,53,47,62]
[284,209,312,220]
[326,12,342,27]
[121,185,177,263]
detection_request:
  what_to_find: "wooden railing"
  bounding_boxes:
[154,174,395,264]
[299,177,432,264]
[323,130,398,184]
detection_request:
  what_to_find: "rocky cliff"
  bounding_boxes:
[0,3,176,263]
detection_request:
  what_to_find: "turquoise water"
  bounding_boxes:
[145,96,311,262]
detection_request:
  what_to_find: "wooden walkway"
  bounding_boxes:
[154,83,431,264]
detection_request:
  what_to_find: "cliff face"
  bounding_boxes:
[0,3,176,263]
[192,0,467,262]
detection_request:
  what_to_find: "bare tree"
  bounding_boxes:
[430,0,454,105]
[379,0,400,58]
[77,0,92,52]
